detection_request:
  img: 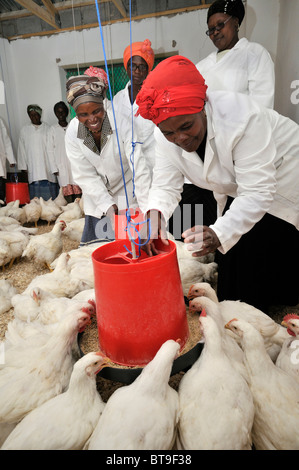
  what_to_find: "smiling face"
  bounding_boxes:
[76,101,105,135]
[207,13,239,51]
[158,110,207,153]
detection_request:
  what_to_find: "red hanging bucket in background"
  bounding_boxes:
[92,238,189,367]
[6,182,30,205]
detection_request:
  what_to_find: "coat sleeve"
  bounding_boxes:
[210,109,278,253]
[17,128,28,170]
[65,126,116,217]
[0,120,16,165]
[247,45,275,109]
[46,127,59,174]
[145,127,185,221]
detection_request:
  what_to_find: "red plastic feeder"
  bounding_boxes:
[6,182,30,205]
[114,207,143,241]
[92,238,189,367]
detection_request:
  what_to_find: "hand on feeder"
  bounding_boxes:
[140,209,169,256]
[182,225,220,256]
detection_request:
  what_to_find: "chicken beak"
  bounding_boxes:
[224,318,238,330]
[187,284,195,299]
[281,320,288,328]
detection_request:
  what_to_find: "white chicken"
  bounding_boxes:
[23,197,42,227]
[22,220,66,270]
[275,314,299,382]
[188,282,288,361]
[177,312,254,450]
[4,199,26,225]
[24,252,89,298]
[57,198,83,224]
[53,187,68,208]
[188,295,247,381]
[11,287,55,323]
[0,279,18,315]
[225,318,299,450]
[86,340,180,450]
[4,294,95,360]
[63,217,85,242]
[0,308,91,432]
[1,351,109,450]
[0,230,29,269]
[39,197,62,225]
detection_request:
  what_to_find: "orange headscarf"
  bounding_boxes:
[123,39,155,72]
[136,56,208,125]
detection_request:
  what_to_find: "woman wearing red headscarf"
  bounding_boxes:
[113,39,156,174]
[136,55,299,315]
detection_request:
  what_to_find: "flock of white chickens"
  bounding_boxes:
[0,191,298,450]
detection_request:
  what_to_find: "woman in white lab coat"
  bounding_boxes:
[0,118,16,202]
[196,0,275,109]
[136,55,299,314]
[17,105,59,200]
[48,101,82,203]
[65,66,151,246]
[113,39,156,175]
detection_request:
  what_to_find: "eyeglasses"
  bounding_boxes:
[205,16,232,36]
[127,63,148,72]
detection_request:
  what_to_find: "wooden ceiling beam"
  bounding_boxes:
[110,0,127,18]
[12,0,60,29]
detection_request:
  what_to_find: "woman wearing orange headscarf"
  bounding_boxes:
[113,39,156,174]
[136,55,299,315]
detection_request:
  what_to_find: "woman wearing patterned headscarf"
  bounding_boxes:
[65,66,151,245]
[17,104,59,200]
[113,39,156,175]
[196,0,275,109]
[136,55,299,315]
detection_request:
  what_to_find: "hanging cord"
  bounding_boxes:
[71,0,80,74]
[94,0,150,257]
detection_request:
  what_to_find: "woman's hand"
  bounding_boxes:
[139,209,169,256]
[182,225,220,257]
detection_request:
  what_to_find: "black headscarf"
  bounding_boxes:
[207,0,245,25]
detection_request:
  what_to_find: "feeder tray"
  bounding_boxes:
[78,332,203,385]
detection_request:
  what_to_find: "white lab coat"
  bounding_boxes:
[47,123,77,187]
[65,101,151,219]
[17,122,57,184]
[113,82,156,173]
[146,91,299,254]
[196,38,275,109]
[0,118,16,178]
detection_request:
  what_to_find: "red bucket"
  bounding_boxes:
[92,239,189,366]
[6,182,30,205]
[114,207,144,241]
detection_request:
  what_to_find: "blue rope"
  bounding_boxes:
[94,0,151,256]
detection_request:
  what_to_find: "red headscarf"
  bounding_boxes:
[136,56,208,125]
[123,39,155,72]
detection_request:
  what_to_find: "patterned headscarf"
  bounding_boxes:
[123,39,155,72]
[66,66,108,111]
[136,56,207,126]
[207,0,245,25]
[27,104,42,116]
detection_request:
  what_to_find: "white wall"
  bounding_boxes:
[0,0,298,158]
